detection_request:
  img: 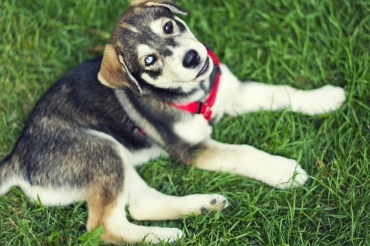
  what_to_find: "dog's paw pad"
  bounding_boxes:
[202,194,228,212]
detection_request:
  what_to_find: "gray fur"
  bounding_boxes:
[0,1,210,206]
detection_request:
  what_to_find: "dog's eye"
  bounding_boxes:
[145,55,156,66]
[163,21,173,34]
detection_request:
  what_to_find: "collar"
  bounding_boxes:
[170,48,221,121]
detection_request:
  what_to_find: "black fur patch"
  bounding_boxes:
[175,19,186,33]
[165,37,178,47]
[143,69,162,79]
[163,48,173,57]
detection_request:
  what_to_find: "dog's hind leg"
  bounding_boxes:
[214,64,345,117]
[127,165,228,221]
[86,189,183,244]
[78,131,183,244]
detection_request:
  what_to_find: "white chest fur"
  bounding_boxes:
[173,114,212,144]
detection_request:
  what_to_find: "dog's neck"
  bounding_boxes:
[169,48,221,121]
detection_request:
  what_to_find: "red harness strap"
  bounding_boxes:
[171,49,221,121]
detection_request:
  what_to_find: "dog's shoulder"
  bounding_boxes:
[19,56,152,151]
[27,56,116,124]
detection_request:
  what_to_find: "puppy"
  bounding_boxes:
[0,0,345,244]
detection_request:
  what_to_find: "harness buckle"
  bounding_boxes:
[202,103,212,121]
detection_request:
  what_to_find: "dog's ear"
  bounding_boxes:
[130,0,188,15]
[98,44,142,97]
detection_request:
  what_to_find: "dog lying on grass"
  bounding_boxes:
[0,0,345,244]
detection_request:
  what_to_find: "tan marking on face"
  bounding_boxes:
[130,0,148,6]
[120,22,139,33]
[149,18,166,36]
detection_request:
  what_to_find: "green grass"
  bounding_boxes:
[0,0,369,245]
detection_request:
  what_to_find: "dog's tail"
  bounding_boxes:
[0,156,17,195]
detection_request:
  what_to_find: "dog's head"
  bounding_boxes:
[98,0,214,98]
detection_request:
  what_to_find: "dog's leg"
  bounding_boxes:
[86,172,185,244]
[127,165,228,221]
[214,64,345,117]
[79,131,183,244]
[86,163,226,244]
[194,139,308,189]
[86,191,183,244]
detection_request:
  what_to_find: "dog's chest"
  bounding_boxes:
[173,114,212,144]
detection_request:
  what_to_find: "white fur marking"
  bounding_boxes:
[173,115,212,144]
[149,18,167,36]
[0,175,19,196]
[18,180,84,206]
[121,23,138,33]
[98,72,113,88]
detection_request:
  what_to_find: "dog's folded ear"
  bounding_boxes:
[130,0,188,15]
[98,44,142,97]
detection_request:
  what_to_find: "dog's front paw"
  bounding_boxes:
[293,85,345,116]
[145,227,183,244]
[274,158,308,189]
[255,156,309,189]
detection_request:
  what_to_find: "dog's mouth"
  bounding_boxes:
[195,57,210,79]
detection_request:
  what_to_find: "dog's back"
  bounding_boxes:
[0,56,151,203]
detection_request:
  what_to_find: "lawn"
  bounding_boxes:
[0,0,369,245]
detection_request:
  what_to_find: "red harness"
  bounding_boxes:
[170,49,221,121]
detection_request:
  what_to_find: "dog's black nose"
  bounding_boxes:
[183,49,201,68]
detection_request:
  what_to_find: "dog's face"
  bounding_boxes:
[98,0,214,97]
